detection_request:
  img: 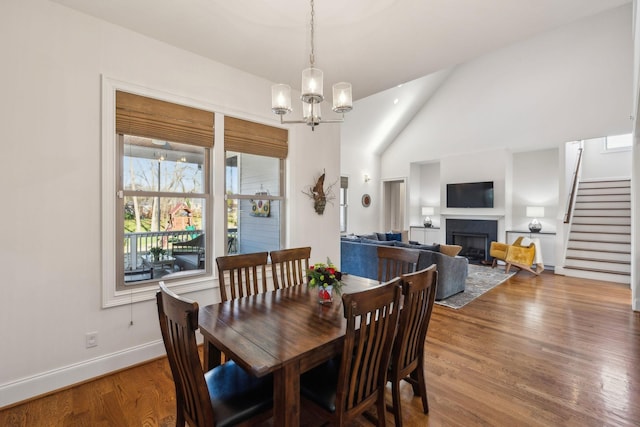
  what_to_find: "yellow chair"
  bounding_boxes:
[490,237,542,275]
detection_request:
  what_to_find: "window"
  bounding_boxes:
[115,91,212,291]
[340,176,348,233]
[224,117,287,254]
[604,133,632,151]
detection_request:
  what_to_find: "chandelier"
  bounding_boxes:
[271,0,353,130]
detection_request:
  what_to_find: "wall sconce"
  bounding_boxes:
[363,174,371,183]
[526,206,544,232]
[421,207,434,228]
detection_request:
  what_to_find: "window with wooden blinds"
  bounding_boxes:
[224,116,288,158]
[115,91,214,148]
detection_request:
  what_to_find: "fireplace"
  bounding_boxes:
[446,219,498,264]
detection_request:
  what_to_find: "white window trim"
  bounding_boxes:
[101,76,215,308]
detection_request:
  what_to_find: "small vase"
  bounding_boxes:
[318,285,333,304]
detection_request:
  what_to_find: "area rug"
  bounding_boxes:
[435,264,515,309]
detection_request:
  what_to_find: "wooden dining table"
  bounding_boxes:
[198,274,381,427]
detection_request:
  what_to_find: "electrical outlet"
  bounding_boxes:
[85,332,98,348]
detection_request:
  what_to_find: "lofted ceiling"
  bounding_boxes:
[51,0,630,101]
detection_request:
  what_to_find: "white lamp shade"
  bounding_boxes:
[332,82,353,113]
[303,102,321,125]
[301,67,324,103]
[271,84,292,115]
[526,206,544,218]
[421,207,434,216]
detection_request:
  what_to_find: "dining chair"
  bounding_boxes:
[216,252,268,302]
[377,245,420,282]
[269,246,311,289]
[387,265,438,427]
[156,282,273,427]
[300,278,402,426]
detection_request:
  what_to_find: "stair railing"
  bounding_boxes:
[564,147,583,224]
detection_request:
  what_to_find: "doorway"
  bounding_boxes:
[383,179,406,231]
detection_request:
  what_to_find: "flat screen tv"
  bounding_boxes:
[446,181,494,208]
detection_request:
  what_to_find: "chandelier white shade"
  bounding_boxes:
[270,0,352,130]
[271,84,292,115]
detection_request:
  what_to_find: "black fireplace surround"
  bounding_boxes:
[446,219,498,264]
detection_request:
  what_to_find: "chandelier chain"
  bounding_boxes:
[309,0,315,67]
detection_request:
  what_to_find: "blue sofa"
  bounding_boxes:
[340,237,469,300]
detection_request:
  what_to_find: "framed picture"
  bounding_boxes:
[361,194,371,207]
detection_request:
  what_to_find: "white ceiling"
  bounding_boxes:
[51,0,630,101]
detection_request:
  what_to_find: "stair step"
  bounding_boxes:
[570,224,630,233]
[564,259,630,274]
[572,209,630,217]
[561,267,631,284]
[568,232,630,243]
[577,187,630,196]
[565,249,630,261]
[576,194,631,203]
[574,202,630,210]
[572,217,630,225]
[578,179,630,189]
[562,264,629,275]
[567,240,631,252]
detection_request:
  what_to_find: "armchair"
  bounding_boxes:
[490,236,543,275]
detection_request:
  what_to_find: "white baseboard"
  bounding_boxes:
[0,340,165,408]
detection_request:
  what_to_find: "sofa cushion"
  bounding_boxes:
[396,241,440,252]
[375,232,387,241]
[357,233,378,240]
[361,238,395,246]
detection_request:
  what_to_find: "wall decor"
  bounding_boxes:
[302,170,337,215]
[250,191,270,217]
[362,194,371,207]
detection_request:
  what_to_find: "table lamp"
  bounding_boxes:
[526,206,544,233]
[422,207,434,228]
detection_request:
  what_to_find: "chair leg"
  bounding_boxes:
[411,368,429,414]
[377,391,388,427]
[505,263,512,274]
[390,378,403,427]
[491,258,497,268]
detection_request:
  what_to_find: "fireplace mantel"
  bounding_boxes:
[441,213,505,221]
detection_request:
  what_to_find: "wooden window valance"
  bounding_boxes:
[115,91,214,148]
[224,116,288,159]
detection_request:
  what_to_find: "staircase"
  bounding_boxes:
[563,179,631,284]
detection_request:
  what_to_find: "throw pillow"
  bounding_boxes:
[385,232,402,242]
[375,232,387,241]
[439,244,462,257]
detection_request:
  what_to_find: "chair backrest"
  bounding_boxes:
[392,265,438,377]
[216,252,269,301]
[156,282,214,426]
[336,278,402,419]
[270,246,311,289]
[377,245,420,282]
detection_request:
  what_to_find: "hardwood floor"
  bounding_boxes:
[2,271,639,426]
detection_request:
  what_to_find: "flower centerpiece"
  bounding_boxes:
[306,258,343,304]
[149,246,166,262]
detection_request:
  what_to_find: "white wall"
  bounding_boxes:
[581,137,633,180]
[0,0,341,406]
[416,162,441,228]
[340,143,381,235]
[511,149,560,234]
[381,4,633,180]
